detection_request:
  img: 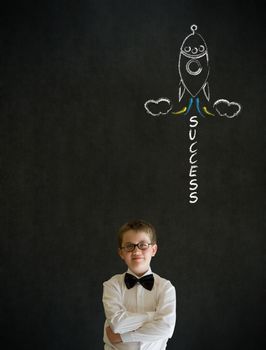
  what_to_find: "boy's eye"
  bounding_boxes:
[138,242,149,249]
[124,243,135,251]
[122,242,151,252]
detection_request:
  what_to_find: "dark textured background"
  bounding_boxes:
[1,0,265,349]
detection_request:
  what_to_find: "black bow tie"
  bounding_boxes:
[125,273,154,291]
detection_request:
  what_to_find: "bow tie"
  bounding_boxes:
[125,273,154,291]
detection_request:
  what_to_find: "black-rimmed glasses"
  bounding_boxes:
[121,242,153,252]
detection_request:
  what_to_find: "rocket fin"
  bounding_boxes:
[179,81,186,102]
[203,82,210,101]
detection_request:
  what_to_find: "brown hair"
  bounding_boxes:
[117,220,157,248]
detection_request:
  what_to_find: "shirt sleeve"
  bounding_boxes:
[102,278,155,334]
[120,280,176,343]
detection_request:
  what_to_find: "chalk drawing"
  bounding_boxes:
[189,115,199,204]
[144,24,241,118]
[178,24,210,104]
[144,24,242,203]
[213,99,241,118]
[144,98,172,116]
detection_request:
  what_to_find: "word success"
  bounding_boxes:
[188,115,199,204]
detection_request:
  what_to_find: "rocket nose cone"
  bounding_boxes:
[181,33,207,57]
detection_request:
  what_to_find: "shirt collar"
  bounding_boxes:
[127,267,152,278]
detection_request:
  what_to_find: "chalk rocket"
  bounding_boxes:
[178,24,210,101]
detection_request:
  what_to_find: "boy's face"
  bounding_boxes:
[118,229,157,277]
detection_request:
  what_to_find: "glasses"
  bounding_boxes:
[121,242,153,252]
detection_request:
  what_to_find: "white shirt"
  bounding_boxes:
[102,268,176,350]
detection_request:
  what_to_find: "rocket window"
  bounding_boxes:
[199,45,205,52]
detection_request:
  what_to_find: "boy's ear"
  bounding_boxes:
[118,248,124,260]
[152,244,158,257]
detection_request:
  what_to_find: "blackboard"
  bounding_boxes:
[1,1,265,349]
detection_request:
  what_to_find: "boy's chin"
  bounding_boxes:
[129,265,149,277]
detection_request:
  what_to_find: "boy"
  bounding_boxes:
[102,220,176,349]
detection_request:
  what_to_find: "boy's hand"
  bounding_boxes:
[106,326,122,344]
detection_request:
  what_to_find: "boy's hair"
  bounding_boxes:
[117,220,157,248]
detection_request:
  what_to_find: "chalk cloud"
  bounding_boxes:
[144,98,172,116]
[213,99,241,118]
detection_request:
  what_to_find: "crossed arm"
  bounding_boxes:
[103,280,176,344]
[106,326,122,344]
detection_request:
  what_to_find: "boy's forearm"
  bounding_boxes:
[120,316,175,343]
[121,288,176,343]
[103,283,155,334]
[107,310,155,334]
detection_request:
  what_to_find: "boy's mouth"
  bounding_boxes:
[132,256,143,260]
